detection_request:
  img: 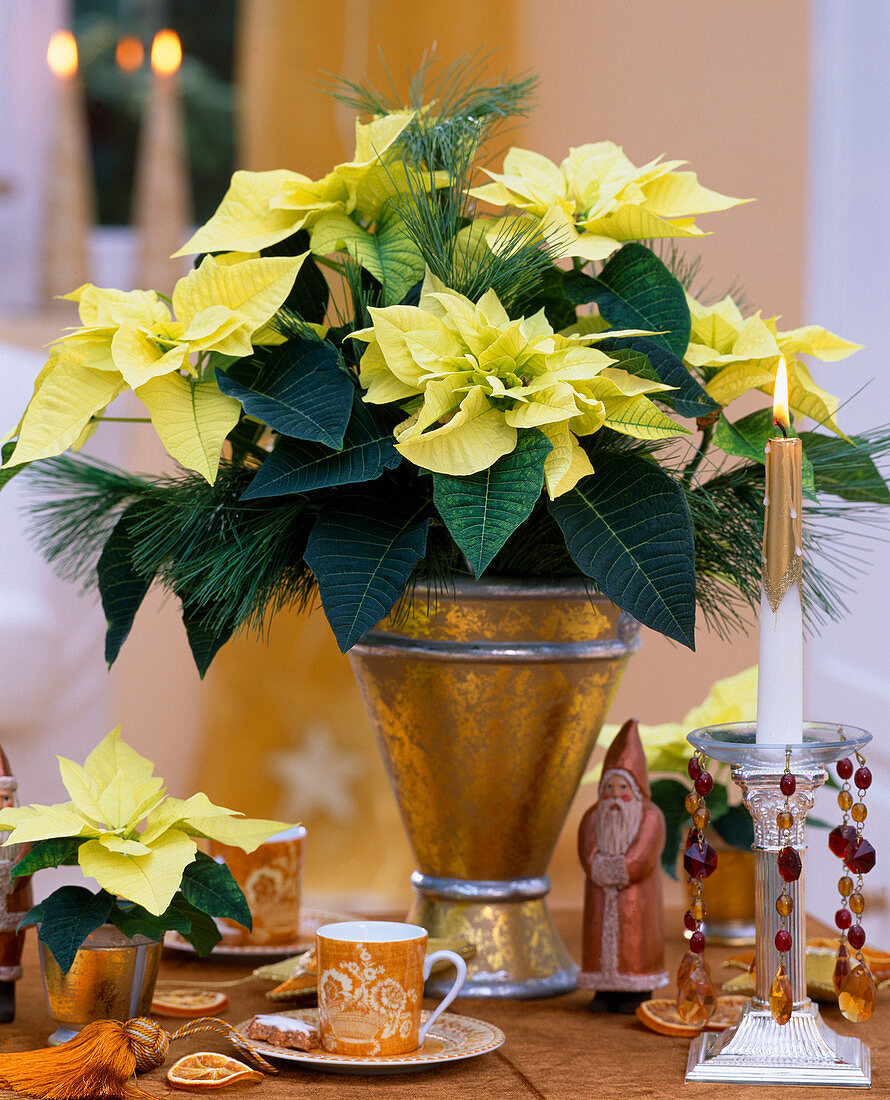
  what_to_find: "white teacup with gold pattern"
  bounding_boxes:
[316,920,467,1055]
[209,825,305,946]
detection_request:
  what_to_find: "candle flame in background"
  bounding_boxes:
[116,35,145,72]
[772,356,791,430]
[47,30,78,79]
[151,29,182,77]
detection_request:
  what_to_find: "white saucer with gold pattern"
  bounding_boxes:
[235,1008,505,1075]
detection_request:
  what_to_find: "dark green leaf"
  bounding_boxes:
[706,782,729,822]
[799,432,890,504]
[17,904,43,931]
[549,452,696,648]
[807,815,832,831]
[97,502,157,666]
[12,838,84,878]
[34,887,114,974]
[432,430,551,577]
[649,778,690,879]
[180,600,237,679]
[107,898,189,943]
[596,336,717,419]
[714,411,815,497]
[170,895,224,956]
[596,346,662,384]
[262,230,330,323]
[0,441,27,491]
[563,244,691,358]
[216,339,353,449]
[711,804,755,850]
[304,485,429,652]
[512,265,577,332]
[241,399,401,500]
[180,851,252,927]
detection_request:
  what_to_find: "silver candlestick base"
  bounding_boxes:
[683,723,872,1088]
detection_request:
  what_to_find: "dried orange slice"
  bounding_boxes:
[636,994,748,1037]
[151,989,230,1017]
[167,1052,263,1090]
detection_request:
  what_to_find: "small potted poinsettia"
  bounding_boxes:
[0,727,290,1041]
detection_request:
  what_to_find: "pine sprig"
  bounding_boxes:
[25,456,319,641]
[324,50,538,160]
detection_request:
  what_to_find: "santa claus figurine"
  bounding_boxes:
[0,745,32,1022]
[578,718,668,1012]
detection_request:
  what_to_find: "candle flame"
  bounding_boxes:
[151,29,182,76]
[116,35,145,72]
[47,30,78,79]
[772,356,790,431]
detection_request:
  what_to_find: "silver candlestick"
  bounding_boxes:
[684,723,872,1088]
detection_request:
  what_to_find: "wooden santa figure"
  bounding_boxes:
[578,718,668,1011]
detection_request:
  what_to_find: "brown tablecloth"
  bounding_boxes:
[0,910,885,1099]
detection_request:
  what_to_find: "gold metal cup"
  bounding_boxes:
[39,925,162,1045]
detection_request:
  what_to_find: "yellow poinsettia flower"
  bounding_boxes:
[2,252,306,482]
[471,142,749,262]
[0,727,291,916]
[686,293,862,435]
[174,113,415,257]
[352,272,685,497]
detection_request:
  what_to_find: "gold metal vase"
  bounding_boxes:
[348,580,640,998]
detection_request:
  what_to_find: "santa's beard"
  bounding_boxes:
[595,796,643,854]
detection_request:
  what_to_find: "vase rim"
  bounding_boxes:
[410,577,607,602]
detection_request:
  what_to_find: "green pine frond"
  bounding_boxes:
[325,49,537,158]
[25,456,319,641]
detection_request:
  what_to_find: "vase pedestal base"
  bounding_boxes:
[685,1002,871,1087]
[407,872,578,999]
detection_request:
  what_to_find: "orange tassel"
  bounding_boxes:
[0,1016,276,1100]
[0,1020,140,1099]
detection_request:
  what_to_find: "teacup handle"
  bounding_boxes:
[418,949,468,1044]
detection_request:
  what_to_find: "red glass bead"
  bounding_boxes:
[854,766,872,791]
[689,930,706,953]
[780,773,797,796]
[684,838,718,880]
[777,846,802,882]
[688,757,702,780]
[837,758,854,780]
[848,924,866,950]
[683,909,697,932]
[775,929,792,952]
[844,837,876,875]
[835,907,852,930]
[829,824,858,858]
[695,771,714,797]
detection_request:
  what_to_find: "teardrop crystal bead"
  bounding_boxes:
[676,949,709,997]
[833,941,852,997]
[677,956,717,1025]
[769,964,793,1025]
[838,963,877,1023]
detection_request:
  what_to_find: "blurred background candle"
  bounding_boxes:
[43,29,95,300]
[756,358,804,745]
[132,28,191,294]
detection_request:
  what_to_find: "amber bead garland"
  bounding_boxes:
[676,749,718,1024]
[831,750,877,1023]
[770,752,795,1025]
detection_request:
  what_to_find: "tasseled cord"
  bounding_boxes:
[0,1016,277,1100]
